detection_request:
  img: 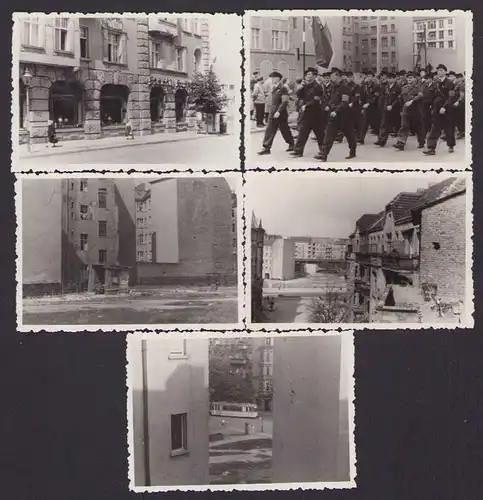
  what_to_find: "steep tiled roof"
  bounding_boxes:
[368,211,385,232]
[135,183,151,202]
[386,192,422,223]
[356,213,381,234]
[413,177,466,212]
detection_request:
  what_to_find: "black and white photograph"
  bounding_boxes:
[127,331,355,491]
[245,10,472,165]
[16,173,242,331]
[13,13,241,170]
[249,170,473,328]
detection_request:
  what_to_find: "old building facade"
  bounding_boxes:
[22,177,134,295]
[17,15,210,143]
[347,177,467,324]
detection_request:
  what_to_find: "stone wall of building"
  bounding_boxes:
[420,193,466,302]
[137,178,236,285]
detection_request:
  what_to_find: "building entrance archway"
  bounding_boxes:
[100,84,130,125]
[49,80,84,128]
[150,86,165,123]
[175,87,188,122]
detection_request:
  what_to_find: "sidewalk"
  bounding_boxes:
[16,130,233,160]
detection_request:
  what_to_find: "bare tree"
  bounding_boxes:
[307,287,353,323]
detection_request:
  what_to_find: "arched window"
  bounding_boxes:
[49,80,84,128]
[175,88,188,122]
[100,84,130,125]
[150,86,165,122]
[194,48,202,73]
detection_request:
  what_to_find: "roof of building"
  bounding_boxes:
[385,192,422,224]
[356,213,381,234]
[251,212,263,229]
[413,177,466,212]
[368,211,385,233]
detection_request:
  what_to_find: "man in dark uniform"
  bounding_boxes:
[257,71,294,155]
[290,67,325,158]
[423,64,457,155]
[393,72,425,151]
[419,68,434,141]
[315,68,357,162]
[320,71,332,140]
[359,71,381,144]
[454,73,465,139]
[375,71,389,136]
[347,71,362,139]
[375,73,401,147]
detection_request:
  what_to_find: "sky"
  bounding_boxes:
[208,15,241,86]
[246,172,455,239]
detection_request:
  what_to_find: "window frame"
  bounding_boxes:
[170,413,188,456]
[98,220,108,237]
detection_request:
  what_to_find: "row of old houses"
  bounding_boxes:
[22,177,237,296]
[17,15,213,143]
[346,177,467,324]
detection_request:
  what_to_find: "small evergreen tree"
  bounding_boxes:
[188,68,228,114]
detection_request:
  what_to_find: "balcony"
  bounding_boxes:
[229,355,248,366]
[148,18,179,37]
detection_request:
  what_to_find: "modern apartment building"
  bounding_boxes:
[347,177,467,323]
[412,15,466,72]
[129,337,210,487]
[262,233,281,279]
[22,177,133,296]
[17,15,210,143]
[136,178,237,286]
[271,238,295,280]
[292,236,348,260]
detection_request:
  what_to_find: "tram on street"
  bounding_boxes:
[210,401,258,418]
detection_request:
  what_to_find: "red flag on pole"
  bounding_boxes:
[312,16,334,69]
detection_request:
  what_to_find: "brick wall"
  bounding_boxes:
[137,178,236,285]
[420,193,466,302]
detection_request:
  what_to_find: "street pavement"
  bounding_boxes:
[248,125,466,166]
[22,286,238,325]
[16,132,240,168]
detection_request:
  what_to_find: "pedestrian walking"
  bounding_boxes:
[252,76,266,127]
[47,119,59,147]
[125,118,134,139]
[290,67,326,158]
[257,71,294,155]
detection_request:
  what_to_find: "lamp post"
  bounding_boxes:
[21,66,32,153]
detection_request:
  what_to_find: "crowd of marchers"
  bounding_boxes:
[251,64,465,161]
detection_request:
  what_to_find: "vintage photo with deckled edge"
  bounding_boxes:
[246,169,474,330]
[126,330,356,492]
[243,9,472,168]
[11,12,242,170]
[15,170,246,332]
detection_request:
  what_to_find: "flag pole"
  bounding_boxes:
[376,16,381,74]
[302,16,306,74]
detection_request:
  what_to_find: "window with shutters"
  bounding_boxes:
[102,24,127,64]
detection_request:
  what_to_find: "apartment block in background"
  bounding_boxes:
[129,337,209,487]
